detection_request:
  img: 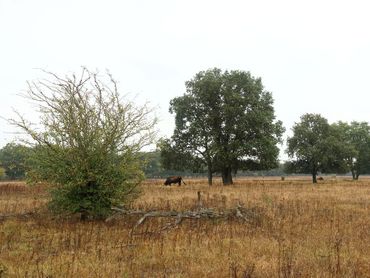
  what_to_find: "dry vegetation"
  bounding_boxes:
[1,177,370,277]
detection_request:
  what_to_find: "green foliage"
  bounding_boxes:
[10,68,156,219]
[158,138,188,171]
[139,148,206,178]
[0,167,5,179]
[0,143,31,180]
[331,121,370,179]
[157,138,205,174]
[287,114,331,183]
[140,151,163,177]
[168,68,284,185]
[286,114,357,183]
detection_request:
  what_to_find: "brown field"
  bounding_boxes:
[1,177,370,277]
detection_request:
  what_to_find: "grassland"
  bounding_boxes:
[1,177,370,277]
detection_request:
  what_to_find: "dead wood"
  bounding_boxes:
[107,204,266,235]
[0,212,35,221]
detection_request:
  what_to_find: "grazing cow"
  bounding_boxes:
[164,176,186,186]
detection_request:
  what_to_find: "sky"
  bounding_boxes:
[1,0,370,160]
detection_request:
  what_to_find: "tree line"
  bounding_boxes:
[1,67,370,219]
[157,68,370,184]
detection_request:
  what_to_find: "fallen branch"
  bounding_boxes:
[107,205,266,235]
[0,211,35,221]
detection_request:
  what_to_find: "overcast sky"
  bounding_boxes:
[1,0,370,160]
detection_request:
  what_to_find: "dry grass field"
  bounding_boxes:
[1,177,370,277]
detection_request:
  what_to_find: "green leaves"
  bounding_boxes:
[0,143,31,180]
[331,121,370,179]
[10,68,157,219]
[286,114,370,182]
[166,68,284,185]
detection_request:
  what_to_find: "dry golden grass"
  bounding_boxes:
[2,177,370,277]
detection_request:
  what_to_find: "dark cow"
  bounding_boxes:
[317,177,324,181]
[164,176,186,186]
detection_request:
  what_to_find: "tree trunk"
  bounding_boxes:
[207,168,213,186]
[352,169,360,180]
[222,167,233,185]
[312,172,317,184]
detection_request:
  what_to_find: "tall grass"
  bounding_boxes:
[1,177,370,277]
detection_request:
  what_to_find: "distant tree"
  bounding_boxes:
[158,138,205,176]
[169,68,284,185]
[0,143,30,180]
[140,151,162,178]
[320,124,356,174]
[333,121,370,180]
[287,114,328,183]
[9,68,157,219]
[286,114,353,183]
[158,138,190,171]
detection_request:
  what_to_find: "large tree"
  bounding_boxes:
[286,114,354,183]
[9,68,157,219]
[169,68,284,185]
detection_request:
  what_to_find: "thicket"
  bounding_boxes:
[8,68,157,219]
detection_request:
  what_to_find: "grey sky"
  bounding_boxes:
[1,0,370,160]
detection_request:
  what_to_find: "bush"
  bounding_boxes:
[10,68,157,219]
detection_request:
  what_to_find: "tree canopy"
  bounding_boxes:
[0,143,31,180]
[331,121,370,179]
[165,68,284,185]
[286,114,357,183]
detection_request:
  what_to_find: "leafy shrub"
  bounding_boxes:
[10,68,157,219]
